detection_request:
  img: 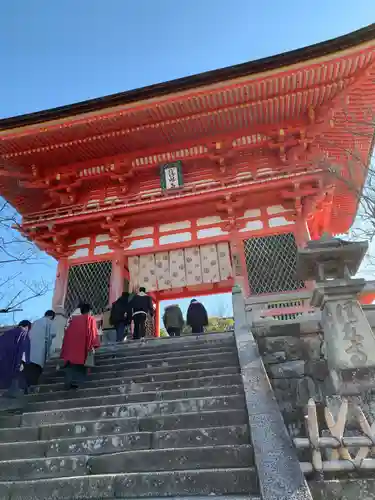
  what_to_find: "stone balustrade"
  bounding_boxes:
[245,290,320,325]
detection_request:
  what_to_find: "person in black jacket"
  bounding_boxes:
[110,292,131,342]
[186,299,208,334]
[129,287,154,340]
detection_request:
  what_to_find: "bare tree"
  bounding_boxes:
[0,200,52,321]
[288,94,375,273]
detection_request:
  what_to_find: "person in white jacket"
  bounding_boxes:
[24,310,57,389]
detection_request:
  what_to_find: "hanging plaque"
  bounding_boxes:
[160,161,183,191]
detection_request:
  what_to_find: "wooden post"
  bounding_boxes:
[294,216,310,248]
[154,297,160,337]
[109,251,125,305]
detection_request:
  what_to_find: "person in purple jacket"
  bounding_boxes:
[0,320,32,403]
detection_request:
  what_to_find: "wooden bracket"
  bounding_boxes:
[207,140,236,176]
[101,216,129,248]
[110,163,135,192]
[215,193,244,230]
[20,225,70,258]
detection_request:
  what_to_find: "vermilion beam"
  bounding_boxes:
[21,171,324,229]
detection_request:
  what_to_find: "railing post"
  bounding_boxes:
[245,290,317,325]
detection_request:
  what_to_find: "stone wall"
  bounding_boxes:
[253,320,328,438]
[251,304,375,439]
[237,287,375,495]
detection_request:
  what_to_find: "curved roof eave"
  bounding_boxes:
[1,23,375,131]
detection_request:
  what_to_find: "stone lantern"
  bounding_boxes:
[297,235,375,395]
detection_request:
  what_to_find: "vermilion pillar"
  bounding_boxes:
[230,232,250,297]
[154,299,160,337]
[294,217,314,291]
[294,216,311,248]
[148,292,160,337]
[109,251,125,305]
[52,257,69,310]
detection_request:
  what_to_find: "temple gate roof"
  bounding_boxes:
[1,23,375,245]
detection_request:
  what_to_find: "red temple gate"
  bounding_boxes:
[1,25,375,333]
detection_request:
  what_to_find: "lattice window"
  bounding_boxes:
[243,233,304,295]
[64,261,112,315]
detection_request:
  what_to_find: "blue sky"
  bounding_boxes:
[0,0,374,323]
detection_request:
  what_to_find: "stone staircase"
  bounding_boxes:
[0,332,261,499]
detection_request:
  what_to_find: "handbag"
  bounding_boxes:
[85,349,95,368]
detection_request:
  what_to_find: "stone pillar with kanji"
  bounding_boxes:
[297,236,375,395]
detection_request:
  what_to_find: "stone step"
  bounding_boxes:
[0,455,88,481]
[0,408,248,442]
[25,384,243,413]
[91,345,237,368]
[1,424,250,460]
[28,373,242,403]
[95,332,235,355]
[0,333,255,498]
[0,414,23,431]
[56,335,236,366]
[42,351,238,378]
[113,497,260,500]
[0,444,253,481]
[0,467,258,499]
[34,365,240,395]
[88,445,253,474]
[90,444,254,475]
[45,341,237,369]
[97,338,235,352]
[41,359,239,384]
[48,342,237,368]
[20,394,246,427]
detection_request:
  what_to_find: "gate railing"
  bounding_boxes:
[295,398,375,474]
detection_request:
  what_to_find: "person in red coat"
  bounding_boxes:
[61,303,100,389]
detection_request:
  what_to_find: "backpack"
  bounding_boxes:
[110,298,127,325]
